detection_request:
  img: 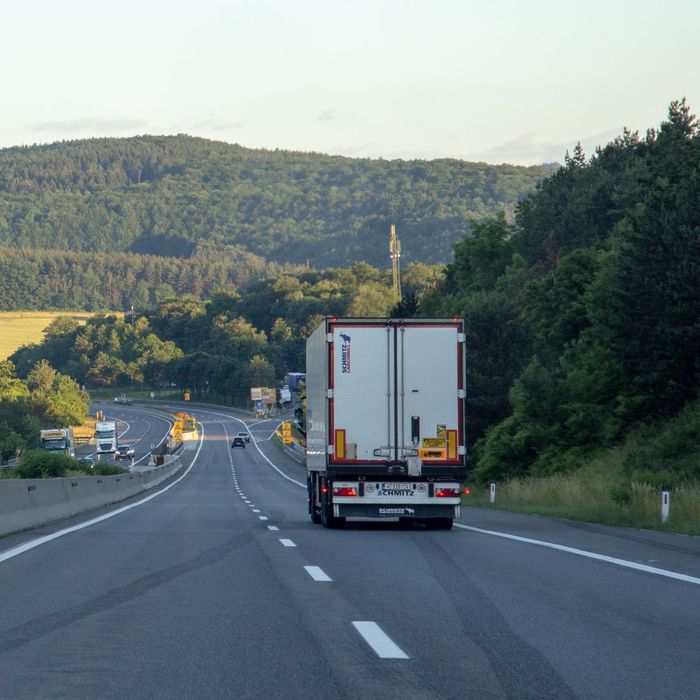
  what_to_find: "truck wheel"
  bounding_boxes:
[308,476,322,524]
[321,489,345,529]
[428,518,454,530]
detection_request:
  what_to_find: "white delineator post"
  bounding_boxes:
[661,487,670,524]
[490,482,496,504]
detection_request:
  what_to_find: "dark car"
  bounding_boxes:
[235,431,251,443]
[77,456,95,469]
[115,444,135,460]
[231,436,246,448]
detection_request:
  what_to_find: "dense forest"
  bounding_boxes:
[0,135,552,277]
[421,99,700,483]
[10,261,434,406]
[0,245,287,310]
[7,101,699,486]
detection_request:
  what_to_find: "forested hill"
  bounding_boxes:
[0,135,553,268]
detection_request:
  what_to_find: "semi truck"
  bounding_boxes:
[39,428,75,458]
[306,317,467,529]
[95,420,118,455]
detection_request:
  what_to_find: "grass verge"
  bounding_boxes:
[463,447,700,535]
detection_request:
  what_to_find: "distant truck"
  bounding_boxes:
[39,428,75,458]
[95,420,118,454]
[278,385,292,407]
[305,317,467,529]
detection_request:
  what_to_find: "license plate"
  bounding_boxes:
[364,482,429,497]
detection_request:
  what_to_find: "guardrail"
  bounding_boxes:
[0,454,185,537]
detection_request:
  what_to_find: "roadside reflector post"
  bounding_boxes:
[490,482,496,504]
[661,486,670,525]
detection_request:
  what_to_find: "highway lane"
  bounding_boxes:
[164,404,700,698]
[76,403,173,468]
[2,403,700,698]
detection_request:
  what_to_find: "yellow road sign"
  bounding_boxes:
[173,419,183,442]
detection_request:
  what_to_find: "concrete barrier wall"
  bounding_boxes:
[0,455,184,537]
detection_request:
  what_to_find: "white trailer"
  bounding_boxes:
[95,420,118,454]
[306,317,467,529]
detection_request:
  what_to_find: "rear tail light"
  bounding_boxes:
[463,488,471,495]
[435,487,460,498]
[332,486,357,497]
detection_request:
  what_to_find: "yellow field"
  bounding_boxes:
[0,311,95,360]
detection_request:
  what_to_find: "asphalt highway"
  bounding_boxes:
[1,403,700,699]
[76,403,173,469]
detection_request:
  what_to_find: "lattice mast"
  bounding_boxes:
[389,224,402,297]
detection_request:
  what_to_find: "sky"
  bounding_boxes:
[1,0,698,165]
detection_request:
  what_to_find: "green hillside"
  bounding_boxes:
[0,135,553,270]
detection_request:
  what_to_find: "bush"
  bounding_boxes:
[12,450,75,478]
[623,400,700,480]
[92,463,129,475]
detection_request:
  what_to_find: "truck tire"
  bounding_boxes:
[308,475,322,524]
[321,489,345,529]
[434,518,454,530]
[428,518,454,530]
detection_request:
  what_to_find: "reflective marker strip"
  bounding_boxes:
[352,621,408,659]
[335,429,346,460]
[454,524,700,586]
[279,539,296,547]
[447,429,458,459]
[304,566,332,582]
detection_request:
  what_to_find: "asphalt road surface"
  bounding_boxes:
[1,402,699,699]
[76,403,173,469]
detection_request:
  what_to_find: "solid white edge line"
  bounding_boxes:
[304,565,332,582]
[279,538,296,547]
[352,621,409,659]
[454,523,700,586]
[0,422,206,565]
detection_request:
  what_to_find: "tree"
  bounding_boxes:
[27,360,89,426]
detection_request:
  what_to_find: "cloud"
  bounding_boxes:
[472,129,622,165]
[210,121,243,131]
[318,108,344,121]
[33,118,147,133]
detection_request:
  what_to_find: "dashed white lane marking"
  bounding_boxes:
[259,516,269,521]
[267,525,279,531]
[453,523,700,586]
[280,539,296,547]
[352,621,409,659]
[305,566,332,582]
[253,509,261,513]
